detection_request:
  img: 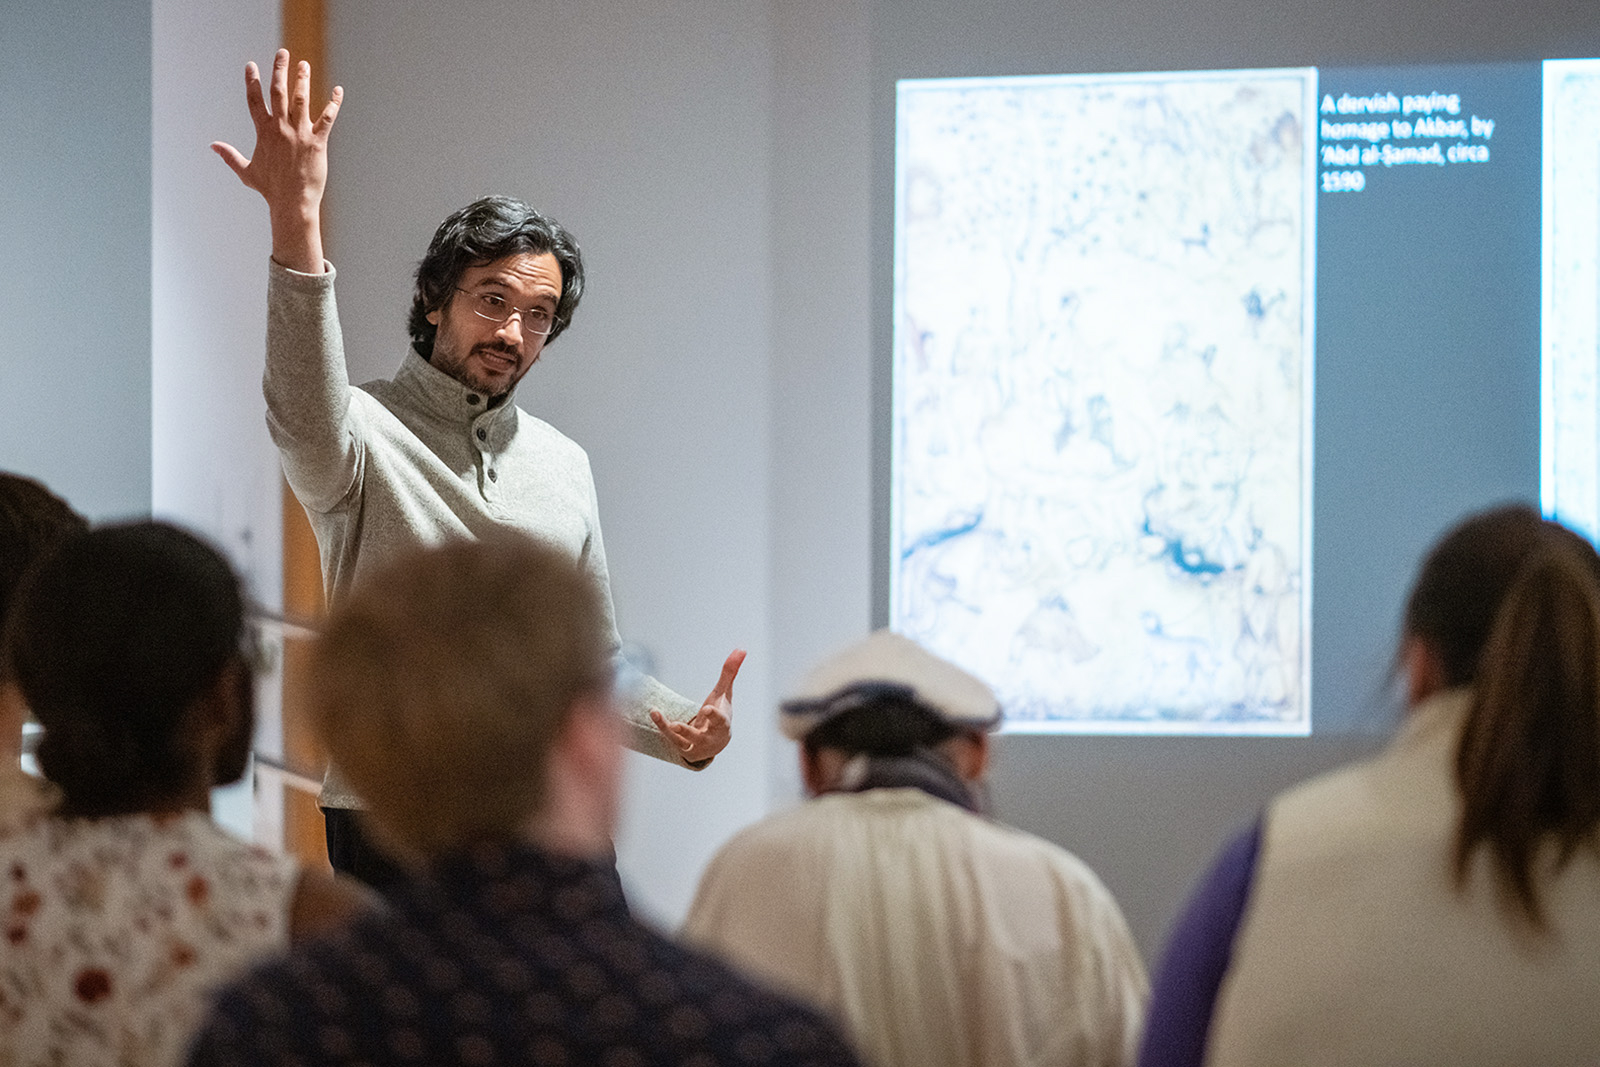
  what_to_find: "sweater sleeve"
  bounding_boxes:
[1137,819,1263,1067]
[263,260,363,515]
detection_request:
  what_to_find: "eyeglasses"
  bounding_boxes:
[453,288,558,336]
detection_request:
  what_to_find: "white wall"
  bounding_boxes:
[0,0,151,521]
[326,0,779,926]
[766,1,875,804]
[151,0,282,838]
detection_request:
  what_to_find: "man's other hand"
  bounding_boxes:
[650,649,744,765]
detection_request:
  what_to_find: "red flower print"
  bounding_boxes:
[75,968,113,1004]
[6,922,24,945]
[169,851,189,869]
[12,890,40,917]
[171,941,197,968]
[9,863,22,882]
[186,874,210,906]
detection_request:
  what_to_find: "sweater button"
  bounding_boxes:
[476,429,486,442]
[466,393,480,405]
[488,469,498,482]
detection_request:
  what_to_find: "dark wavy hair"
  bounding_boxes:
[1404,504,1600,926]
[2,522,248,816]
[408,196,585,357]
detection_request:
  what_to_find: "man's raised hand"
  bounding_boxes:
[211,49,342,274]
[650,649,744,765]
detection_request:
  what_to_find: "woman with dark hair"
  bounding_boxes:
[1139,505,1600,1067]
[0,522,371,1067]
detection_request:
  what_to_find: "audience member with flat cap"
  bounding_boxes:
[186,533,860,1067]
[0,522,371,1067]
[684,629,1149,1067]
[0,471,86,826]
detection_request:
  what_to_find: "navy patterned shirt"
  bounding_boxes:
[186,841,861,1067]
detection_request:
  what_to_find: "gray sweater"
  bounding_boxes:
[265,261,699,808]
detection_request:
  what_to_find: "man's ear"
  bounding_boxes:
[799,745,850,796]
[535,694,625,856]
[799,745,826,797]
[942,730,991,784]
[564,694,625,767]
[425,307,441,326]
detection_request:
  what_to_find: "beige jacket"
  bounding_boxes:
[1208,688,1600,1066]
[684,788,1148,1067]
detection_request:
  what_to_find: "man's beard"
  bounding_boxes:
[433,337,524,397]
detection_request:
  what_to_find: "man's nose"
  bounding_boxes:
[495,314,524,345]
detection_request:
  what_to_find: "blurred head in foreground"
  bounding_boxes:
[310,533,619,862]
[1402,504,1600,926]
[2,522,252,816]
[780,629,1002,812]
[0,472,87,760]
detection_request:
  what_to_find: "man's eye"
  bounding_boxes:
[529,310,553,326]
[479,293,507,310]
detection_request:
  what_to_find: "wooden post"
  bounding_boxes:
[278,0,332,872]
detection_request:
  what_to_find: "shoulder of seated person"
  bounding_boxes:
[289,867,382,942]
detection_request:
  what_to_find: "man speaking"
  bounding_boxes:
[213,49,742,886]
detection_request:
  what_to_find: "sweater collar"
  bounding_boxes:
[395,348,521,427]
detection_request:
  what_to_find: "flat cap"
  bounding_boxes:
[779,629,1001,741]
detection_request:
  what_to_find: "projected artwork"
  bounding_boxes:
[1542,59,1600,543]
[893,69,1316,734]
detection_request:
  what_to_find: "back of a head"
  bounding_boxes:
[311,533,610,858]
[801,697,961,760]
[2,522,247,815]
[0,473,87,641]
[1404,504,1600,925]
[785,630,1001,758]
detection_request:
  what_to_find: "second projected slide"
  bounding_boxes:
[892,69,1316,734]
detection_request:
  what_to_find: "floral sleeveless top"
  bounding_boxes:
[0,810,297,1067]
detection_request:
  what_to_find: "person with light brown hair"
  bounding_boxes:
[1140,504,1600,1067]
[186,534,860,1067]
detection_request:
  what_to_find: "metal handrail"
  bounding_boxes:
[252,751,323,796]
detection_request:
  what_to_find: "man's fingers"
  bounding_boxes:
[268,48,290,118]
[242,62,269,124]
[290,60,311,126]
[711,648,747,701]
[210,142,251,182]
[652,714,694,753]
[312,86,344,137]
